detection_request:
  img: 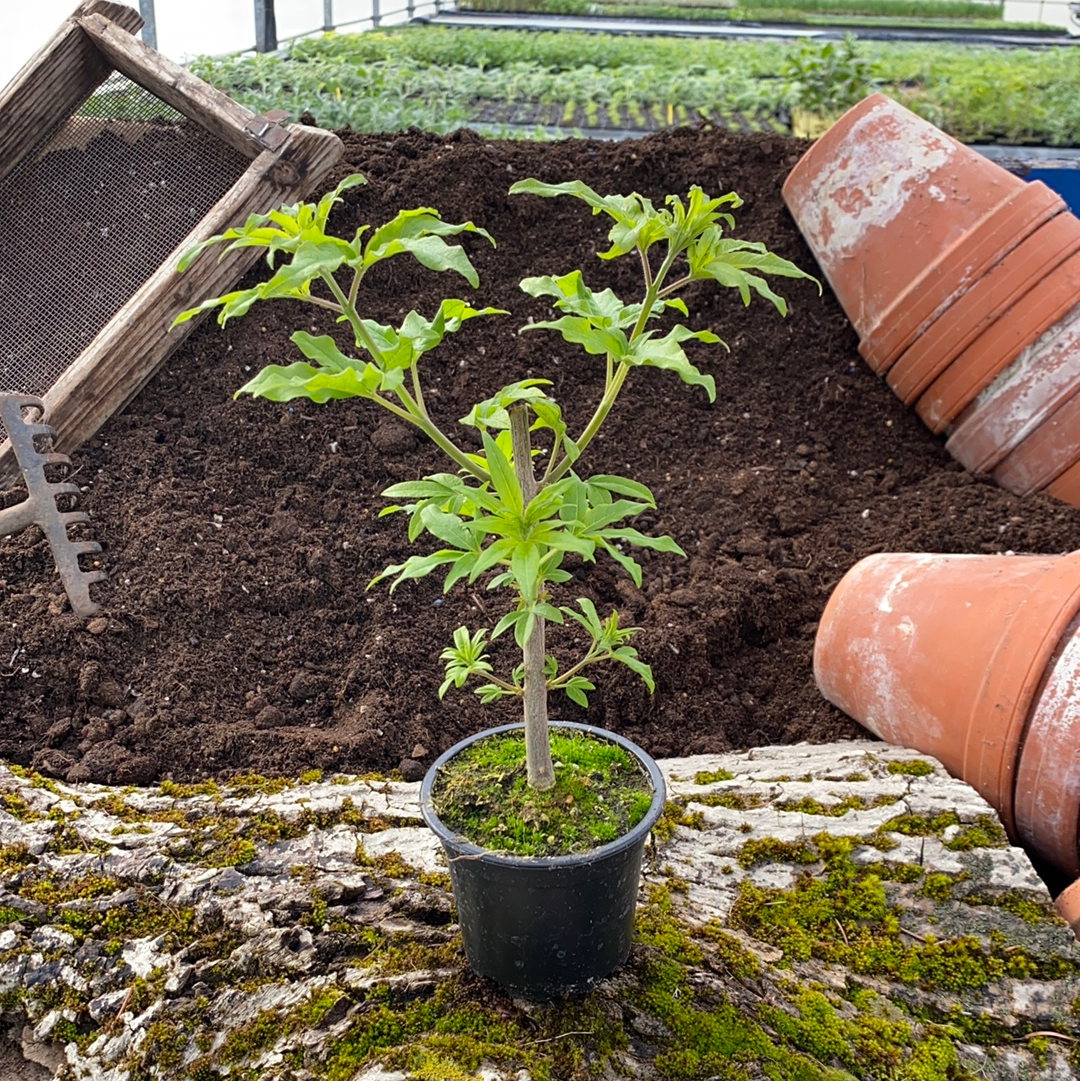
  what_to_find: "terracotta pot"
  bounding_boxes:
[781,94,1066,374]
[813,551,1080,839]
[1046,453,1080,505]
[888,215,1080,416]
[946,302,1080,477]
[1014,616,1080,875]
[1054,878,1080,940]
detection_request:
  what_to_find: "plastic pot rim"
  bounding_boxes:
[419,720,667,870]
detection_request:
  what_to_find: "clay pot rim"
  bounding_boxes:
[860,182,1065,375]
[886,212,1080,407]
[918,246,1080,440]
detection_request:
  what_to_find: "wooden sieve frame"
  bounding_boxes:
[0,0,343,480]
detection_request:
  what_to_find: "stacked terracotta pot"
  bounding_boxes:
[783,94,1080,504]
[813,551,1080,877]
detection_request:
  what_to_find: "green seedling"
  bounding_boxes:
[781,33,878,118]
[175,173,817,792]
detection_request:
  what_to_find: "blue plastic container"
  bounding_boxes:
[973,147,1080,218]
[1024,167,1080,217]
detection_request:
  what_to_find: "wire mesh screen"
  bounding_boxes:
[0,71,251,442]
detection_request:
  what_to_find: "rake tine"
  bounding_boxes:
[67,540,104,558]
[0,391,106,618]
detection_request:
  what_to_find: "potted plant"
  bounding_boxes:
[175,173,817,996]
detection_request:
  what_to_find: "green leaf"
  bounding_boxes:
[563,597,605,640]
[235,361,375,403]
[419,505,474,550]
[583,498,652,532]
[459,380,553,431]
[523,316,627,358]
[381,478,459,501]
[612,647,655,693]
[469,537,517,582]
[289,331,354,373]
[369,550,464,592]
[492,608,525,640]
[594,539,645,588]
[563,677,596,709]
[520,271,638,329]
[627,325,721,402]
[438,625,494,700]
[509,178,664,259]
[599,527,686,556]
[511,543,542,600]
[362,207,495,286]
[481,431,523,516]
[687,229,821,313]
[588,475,657,504]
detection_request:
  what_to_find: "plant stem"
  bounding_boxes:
[546,245,678,484]
[320,270,489,484]
[510,404,554,792]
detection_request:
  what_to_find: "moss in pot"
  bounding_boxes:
[175,174,818,996]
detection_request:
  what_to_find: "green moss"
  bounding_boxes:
[960,890,1055,924]
[6,766,62,793]
[737,837,819,869]
[19,872,120,906]
[877,811,960,837]
[843,772,869,782]
[430,730,655,857]
[1,791,44,821]
[873,862,925,884]
[0,843,34,877]
[728,833,1079,991]
[943,816,1008,851]
[220,1009,283,1063]
[917,874,957,903]
[651,801,706,844]
[205,837,258,868]
[886,760,934,777]
[693,768,735,784]
[158,778,222,799]
[695,791,766,810]
[775,794,899,817]
[140,1019,188,1071]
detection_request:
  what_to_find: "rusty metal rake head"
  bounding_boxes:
[0,392,105,617]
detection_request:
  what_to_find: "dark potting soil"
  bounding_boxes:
[2,124,1080,788]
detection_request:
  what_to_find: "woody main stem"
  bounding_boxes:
[510,404,554,791]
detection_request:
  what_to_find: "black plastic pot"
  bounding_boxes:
[419,721,666,999]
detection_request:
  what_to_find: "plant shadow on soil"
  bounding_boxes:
[2,123,1079,790]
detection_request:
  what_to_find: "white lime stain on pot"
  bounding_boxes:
[947,303,1080,473]
[790,102,952,262]
[1014,616,1080,872]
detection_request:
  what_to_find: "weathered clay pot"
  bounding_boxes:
[945,301,1080,478]
[781,94,1066,375]
[895,219,1080,422]
[1014,616,1080,875]
[784,95,1080,509]
[813,551,1080,842]
[1054,878,1080,940]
